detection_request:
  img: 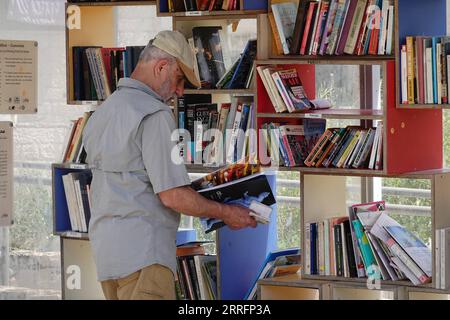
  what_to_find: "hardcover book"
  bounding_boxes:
[194,171,276,233]
[192,26,226,89]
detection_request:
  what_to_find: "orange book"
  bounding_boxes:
[268,12,284,55]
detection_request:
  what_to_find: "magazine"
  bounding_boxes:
[195,172,276,233]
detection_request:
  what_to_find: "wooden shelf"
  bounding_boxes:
[256,59,388,66]
[266,55,395,65]
[185,164,222,173]
[262,166,385,177]
[398,103,450,109]
[67,1,156,6]
[183,89,255,95]
[302,274,432,289]
[257,109,383,120]
[56,231,90,240]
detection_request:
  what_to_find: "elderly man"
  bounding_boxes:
[82,30,256,300]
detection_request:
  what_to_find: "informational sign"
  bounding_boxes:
[0,122,13,226]
[0,40,38,114]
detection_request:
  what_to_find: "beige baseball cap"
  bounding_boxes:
[152,30,201,89]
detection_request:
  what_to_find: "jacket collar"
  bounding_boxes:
[117,78,164,102]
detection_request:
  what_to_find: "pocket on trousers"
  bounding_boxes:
[135,264,175,300]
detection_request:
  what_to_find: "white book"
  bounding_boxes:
[378,0,389,55]
[66,173,83,232]
[62,174,79,232]
[385,5,394,55]
[263,67,288,112]
[436,229,441,289]
[271,2,299,55]
[193,255,209,300]
[256,66,279,111]
[374,123,383,170]
[368,124,380,169]
[401,45,408,103]
[440,228,450,289]
[371,213,431,283]
[73,177,87,233]
[226,104,242,163]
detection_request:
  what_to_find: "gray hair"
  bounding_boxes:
[138,40,176,64]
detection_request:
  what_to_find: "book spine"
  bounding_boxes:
[406,37,416,104]
[305,223,311,275]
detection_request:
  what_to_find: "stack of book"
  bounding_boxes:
[305,200,433,286]
[62,170,92,234]
[257,65,332,113]
[72,46,144,101]
[176,241,218,300]
[260,119,326,167]
[304,124,383,170]
[178,98,257,165]
[61,111,93,164]
[400,36,450,105]
[270,0,395,56]
[169,0,240,12]
[192,162,276,233]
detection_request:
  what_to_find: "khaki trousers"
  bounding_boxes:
[100,264,176,300]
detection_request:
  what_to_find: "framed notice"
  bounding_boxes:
[0,122,13,226]
[0,40,38,114]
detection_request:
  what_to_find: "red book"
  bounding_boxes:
[300,2,318,55]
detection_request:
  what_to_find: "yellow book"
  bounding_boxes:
[406,36,416,104]
[336,130,361,168]
[268,12,284,56]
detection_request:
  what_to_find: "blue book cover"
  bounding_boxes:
[196,172,276,234]
[244,247,300,300]
[226,39,257,89]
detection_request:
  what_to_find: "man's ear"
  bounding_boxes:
[154,59,171,77]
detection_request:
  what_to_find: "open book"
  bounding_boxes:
[192,166,276,233]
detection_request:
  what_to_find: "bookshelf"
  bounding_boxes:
[252,0,450,300]
[58,0,450,300]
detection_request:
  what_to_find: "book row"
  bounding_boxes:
[168,0,240,12]
[188,26,256,89]
[62,170,92,234]
[175,242,217,300]
[401,36,450,105]
[257,65,331,113]
[260,121,383,170]
[72,46,144,101]
[61,111,93,164]
[435,227,450,290]
[270,0,395,56]
[305,201,432,286]
[177,99,257,165]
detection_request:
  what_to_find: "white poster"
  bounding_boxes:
[0,122,13,226]
[0,40,38,114]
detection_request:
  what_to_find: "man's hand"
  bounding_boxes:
[159,186,258,230]
[221,204,257,230]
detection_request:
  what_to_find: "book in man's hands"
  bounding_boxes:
[192,165,276,233]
